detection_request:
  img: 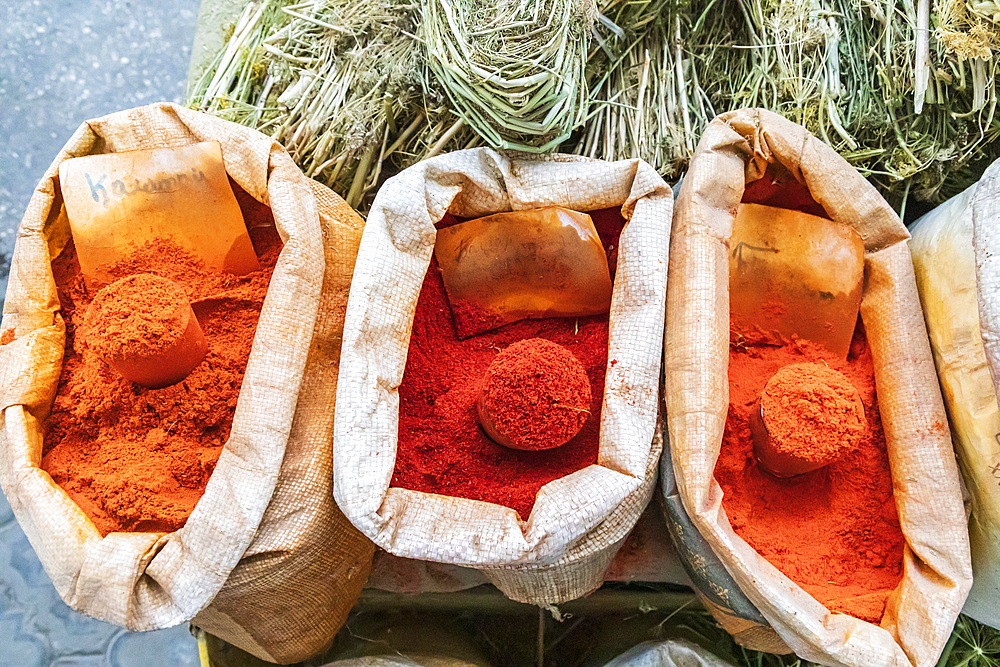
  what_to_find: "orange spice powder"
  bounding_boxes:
[41,186,282,535]
[716,329,905,623]
[84,273,191,359]
[759,362,867,466]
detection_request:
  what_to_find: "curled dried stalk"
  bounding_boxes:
[421,0,597,152]
[188,0,478,212]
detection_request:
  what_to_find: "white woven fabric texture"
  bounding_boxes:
[665,108,972,667]
[334,148,671,604]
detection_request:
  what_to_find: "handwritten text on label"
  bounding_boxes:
[83,168,207,208]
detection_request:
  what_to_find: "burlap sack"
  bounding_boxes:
[664,108,972,666]
[909,158,1000,629]
[0,102,375,663]
[334,148,671,604]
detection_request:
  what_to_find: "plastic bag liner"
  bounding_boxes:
[910,157,1000,629]
[664,108,971,666]
[0,103,375,664]
[333,148,671,604]
[603,639,736,667]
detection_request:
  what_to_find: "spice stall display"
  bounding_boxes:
[0,102,375,664]
[910,157,1000,630]
[333,148,670,604]
[663,108,971,666]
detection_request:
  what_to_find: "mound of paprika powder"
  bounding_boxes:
[477,338,592,451]
[41,187,282,535]
[390,208,623,520]
[753,362,867,477]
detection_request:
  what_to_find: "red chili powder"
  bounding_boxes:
[391,208,623,520]
[718,326,905,623]
[41,184,282,535]
[741,163,830,219]
[760,362,867,466]
[478,338,592,451]
[724,167,905,623]
[450,299,507,340]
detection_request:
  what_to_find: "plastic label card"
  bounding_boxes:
[729,203,864,360]
[59,141,259,289]
[434,207,613,339]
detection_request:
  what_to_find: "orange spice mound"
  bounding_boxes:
[42,193,282,535]
[84,273,190,359]
[0,328,14,345]
[716,328,905,623]
[479,338,592,451]
[761,362,866,464]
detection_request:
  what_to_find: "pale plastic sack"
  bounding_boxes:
[909,157,1000,629]
[0,103,375,664]
[664,108,972,666]
[602,639,736,667]
[334,148,671,604]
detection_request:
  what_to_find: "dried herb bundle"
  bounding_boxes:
[188,0,479,210]
[189,0,1000,213]
[581,0,1000,209]
[422,0,596,152]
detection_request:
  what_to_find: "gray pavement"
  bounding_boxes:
[0,0,201,310]
[0,0,204,663]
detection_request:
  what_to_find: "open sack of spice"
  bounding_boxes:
[909,157,1000,630]
[0,102,375,664]
[334,147,671,603]
[663,108,972,666]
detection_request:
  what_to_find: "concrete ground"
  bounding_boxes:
[0,0,203,663]
[0,0,202,310]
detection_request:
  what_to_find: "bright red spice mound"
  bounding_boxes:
[717,328,905,623]
[391,208,623,520]
[478,338,592,451]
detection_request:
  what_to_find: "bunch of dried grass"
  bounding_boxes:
[189,0,1000,212]
[581,0,1000,210]
[188,0,480,210]
[422,0,596,152]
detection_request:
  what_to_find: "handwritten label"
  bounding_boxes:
[83,168,207,208]
[731,240,779,266]
[989,434,1000,488]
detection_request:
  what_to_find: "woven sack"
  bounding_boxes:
[909,157,1000,629]
[0,102,375,663]
[659,446,780,653]
[334,148,670,604]
[664,108,972,666]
